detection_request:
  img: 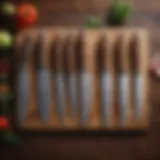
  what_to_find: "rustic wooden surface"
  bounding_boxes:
[1,0,160,160]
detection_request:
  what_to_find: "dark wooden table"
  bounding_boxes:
[1,0,160,159]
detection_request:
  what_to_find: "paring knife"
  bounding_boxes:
[129,35,143,120]
[96,36,113,124]
[36,32,51,123]
[76,35,92,125]
[63,36,78,117]
[113,36,130,125]
[51,36,66,122]
[17,35,34,124]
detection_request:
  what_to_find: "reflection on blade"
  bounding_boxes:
[119,74,129,125]
[37,69,51,123]
[135,74,143,119]
[17,35,33,125]
[80,71,92,125]
[100,72,113,123]
[68,74,77,116]
[17,68,29,124]
[54,72,65,122]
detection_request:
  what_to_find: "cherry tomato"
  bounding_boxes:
[16,3,38,29]
[0,116,9,130]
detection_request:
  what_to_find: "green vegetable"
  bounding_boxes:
[1,130,20,145]
[0,93,12,104]
[85,16,102,28]
[108,0,131,25]
[0,93,13,115]
[0,31,13,49]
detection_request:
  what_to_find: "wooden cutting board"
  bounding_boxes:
[14,27,150,131]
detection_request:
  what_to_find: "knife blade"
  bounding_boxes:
[54,72,65,122]
[51,35,66,122]
[37,68,51,123]
[17,35,33,125]
[68,73,77,116]
[96,36,113,124]
[101,72,113,123]
[79,71,92,125]
[76,35,92,125]
[129,35,143,120]
[36,32,51,123]
[119,73,129,125]
[63,36,78,117]
[135,74,143,118]
[113,35,130,125]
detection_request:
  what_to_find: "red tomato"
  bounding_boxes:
[0,116,9,130]
[16,3,38,29]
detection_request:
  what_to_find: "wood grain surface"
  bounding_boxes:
[1,0,160,160]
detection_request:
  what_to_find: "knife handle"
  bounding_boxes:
[19,35,35,68]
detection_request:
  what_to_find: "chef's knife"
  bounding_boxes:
[17,35,34,124]
[36,32,51,123]
[76,34,92,125]
[63,36,78,117]
[96,36,113,124]
[129,35,143,120]
[51,35,66,122]
[113,36,130,125]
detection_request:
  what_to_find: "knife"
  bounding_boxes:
[51,35,66,122]
[113,36,130,125]
[96,36,113,124]
[17,35,34,125]
[76,35,92,125]
[129,35,143,120]
[63,36,78,117]
[36,32,51,123]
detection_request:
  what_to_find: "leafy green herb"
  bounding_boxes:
[108,0,132,25]
[85,16,102,28]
